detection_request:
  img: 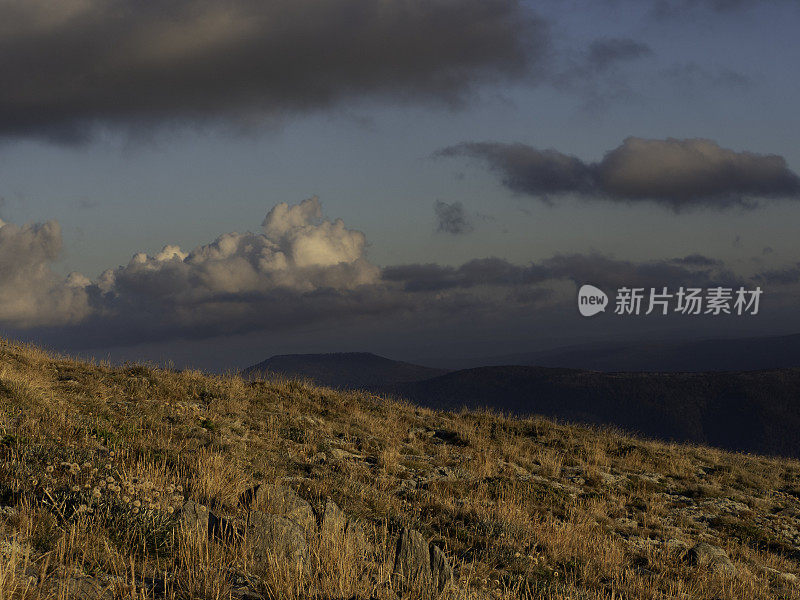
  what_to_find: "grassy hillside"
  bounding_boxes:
[1,338,799,599]
[382,366,800,458]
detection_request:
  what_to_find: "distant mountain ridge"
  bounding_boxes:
[241,341,800,458]
[445,333,800,372]
[241,352,448,389]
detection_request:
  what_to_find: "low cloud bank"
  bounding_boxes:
[0,198,784,348]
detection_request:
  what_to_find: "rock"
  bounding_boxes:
[320,500,372,558]
[765,567,798,585]
[64,576,116,600]
[209,512,239,544]
[345,518,370,558]
[498,461,529,478]
[320,499,347,540]
[394,528,455,597]
[686,542,735,576]
[665,538,689,553]
[395,528,432,591]
[179,500,238,543]
[247,484,316,535]
[179,500,210,537]
[0,537,30,558]
[330,447,366,461]
[247,511,310,574]
[598,471,625,486]
[430,544,454,594]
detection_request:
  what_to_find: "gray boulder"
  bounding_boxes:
[394,528,455,596]
[247,511,310,574]
[320,499,371,558]
[395,528,432,591]
[247,483,316,535]
[320,499,348,540]
[686,542,735,576]
[430,544,454,594]
[179,500,210,537]
[345,518,370,559]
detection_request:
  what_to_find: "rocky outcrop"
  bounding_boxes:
[394,527,454,597]
[182,486,373,581]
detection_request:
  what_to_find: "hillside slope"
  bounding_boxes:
[242,352,448,389]
[0,339,799,599]
[381,365,800,458]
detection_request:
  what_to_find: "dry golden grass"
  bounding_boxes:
[0,337,799,599]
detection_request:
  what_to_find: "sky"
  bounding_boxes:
[0,0,799,370]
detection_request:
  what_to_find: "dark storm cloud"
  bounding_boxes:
[0,0,546,141]
[434,200,474,235]
[435,143,595,197]
[437,137,800,210]
[540,253,744,290]
[382,258,549,292]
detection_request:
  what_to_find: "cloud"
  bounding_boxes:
[652,0,785,15]
[383,252,739,293]
[434,200,474,235]
[669,254,723,267]
[0,198,755,348]
[437,137,800,210]
[0,219,90,327]
[436,142,594,198]
[0,0,546,142]
[545,37,652,111]
[661,63,753,91]
[755,262,800,285]
[80,197,388,343]
[585,38,653,72]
